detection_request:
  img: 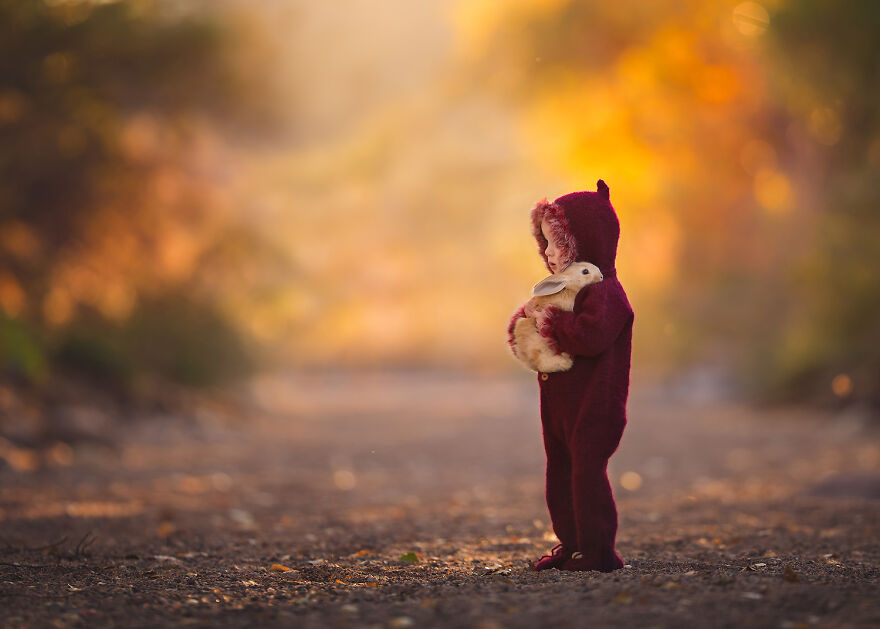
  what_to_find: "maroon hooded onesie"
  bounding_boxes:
[507,180,633,572]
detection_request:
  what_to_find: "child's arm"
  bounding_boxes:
[506,304,527,358]
[537,280,632,357]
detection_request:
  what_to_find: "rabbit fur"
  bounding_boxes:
[514,261,604,372]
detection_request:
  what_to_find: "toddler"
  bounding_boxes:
[507,180,634,572]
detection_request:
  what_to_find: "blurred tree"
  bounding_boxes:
[0,0,282,389]
[454,0,880,410]
[755,1,880,407]
[453,0,789,368]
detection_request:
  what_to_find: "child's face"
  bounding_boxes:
[541,219,562,273]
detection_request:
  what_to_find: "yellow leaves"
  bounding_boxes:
[451,0,569,58]
[696,65,741,104]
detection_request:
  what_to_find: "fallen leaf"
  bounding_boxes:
[334,579,345,584]
[825,557,842,566]
[269,563,291,573]
[611,590,633,604]
[398,552,419,563]
[353,549,370,557]
[782,565,800,583]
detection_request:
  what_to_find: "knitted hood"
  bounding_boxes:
[530,180,620,278]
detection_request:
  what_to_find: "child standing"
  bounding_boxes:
[507,180,634,572]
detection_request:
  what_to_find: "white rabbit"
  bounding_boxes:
[513,261,604,373]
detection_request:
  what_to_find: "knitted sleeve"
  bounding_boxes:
[538,280,632,358]
[506,304,527,358]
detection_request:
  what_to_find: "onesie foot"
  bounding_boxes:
[531,543,573,571]
[559,551,625,572]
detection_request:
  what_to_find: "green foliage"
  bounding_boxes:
[0,0,259,256]
[0,315,46,382]
[753,2,880,405]
[54,291,256,390]
[0,0,277,391]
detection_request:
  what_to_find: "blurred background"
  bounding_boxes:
[1,0,878,411]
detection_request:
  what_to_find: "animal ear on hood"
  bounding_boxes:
[597,179,610,200]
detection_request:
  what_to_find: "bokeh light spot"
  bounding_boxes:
[732,2,769,37]
[831,374,853,398]
[333,469,357,490]
[754,168,792,214]
[808,107,842,146]
[620,471,643,491]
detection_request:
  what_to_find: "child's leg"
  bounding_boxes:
[541,429,578,549]
[567,419,626,571]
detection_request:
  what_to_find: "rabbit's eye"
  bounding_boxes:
[582,268,590,274]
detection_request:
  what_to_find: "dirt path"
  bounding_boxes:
[1,370,879,628]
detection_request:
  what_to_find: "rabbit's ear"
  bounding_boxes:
[532,277,567,296]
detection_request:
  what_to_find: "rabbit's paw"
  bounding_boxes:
[536,351,573,373]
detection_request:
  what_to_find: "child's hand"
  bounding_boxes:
[534,304,559,330]
[524,299,545,319]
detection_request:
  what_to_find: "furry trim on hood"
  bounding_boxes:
[530,179,620,278]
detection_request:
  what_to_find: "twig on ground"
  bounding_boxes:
[72,530,96,557]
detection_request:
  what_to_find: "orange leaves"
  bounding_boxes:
[269,563,291,572]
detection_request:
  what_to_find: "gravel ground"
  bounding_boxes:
[1,370,878,628]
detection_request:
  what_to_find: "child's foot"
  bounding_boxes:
[531,543,573,571]
[559,551,625,572]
